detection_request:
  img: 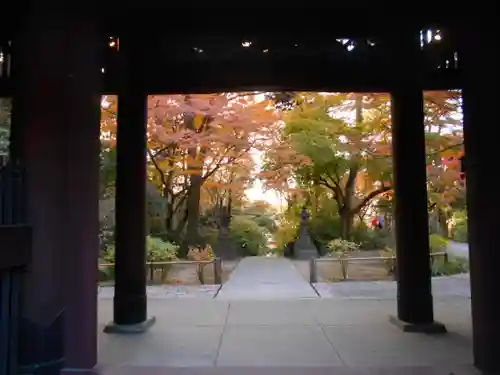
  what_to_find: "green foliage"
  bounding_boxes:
[147,236,179,261]
[381,247,468,278]
[0,99,11,157]
[232,201,278,233]
[103,235,178,263]
[450,210,468,243]
[431,256,469,276]
[350,225,391,250]
[309,199,341,243]
[99,236,178,283]
[429,233,449,253]
[0,128,8,157]
[199,226,219,247]
[275,221,298,251]
[99,226,114,254]
[326,238,360,257]
[229,215,268,256]
[100,147,116,199]
[253,214,277,233]
[381,246,397,276]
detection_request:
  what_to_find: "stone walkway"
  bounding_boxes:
[97,258,476,374]
[98,297,475,374]
[215,257,318,300]
[99,285,221,299]
[98,273,470,301]
[314,274,471,299]
[447,241,469,259]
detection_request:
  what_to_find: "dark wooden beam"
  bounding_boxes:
[0,225,31,271]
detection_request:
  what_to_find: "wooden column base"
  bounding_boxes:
[389,315,447,334]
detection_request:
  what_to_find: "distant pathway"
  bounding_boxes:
[216,256,318,300]
[315,273,470,299]
[447,241,469,259]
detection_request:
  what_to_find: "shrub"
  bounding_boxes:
[381,245,468,279]
[98,236,178,284]
[230,215,268,256]
[187,244,216,284]
[103,235,179,263]
[326,238,360,257]
[450,210,468,243]
[275,221,298,253]
[431,256,469,276]
[187,244,215,261]
[199,226,219,247]
[429,233,449,254]
[309,213,341,243]
[350,225,391,250]
[146,236,179,261]
[381,246,397,277]
[326,239,360,280]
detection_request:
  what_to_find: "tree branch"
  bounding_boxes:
[352,186,392,214]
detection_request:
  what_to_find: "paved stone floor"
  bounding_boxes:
[216,257,318,300]
[314,274,471,299]
[99,285,221,299]
[98,297,476,374]
[97,257,478,374]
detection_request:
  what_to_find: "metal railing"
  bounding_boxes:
[309,251,448,283]
[98,258,223,286]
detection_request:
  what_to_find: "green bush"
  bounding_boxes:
[103,235,179,263]
[450,210,468,243]
[309,213,341,243]
[326,238,360,257]
[275,221,298,252]
[381,247,468,278]
[350,225,391,250]
[431,256,469,276]
[230,215,268,256]
[199,226,219,247]
[99,236,178,283]
[429,233,449,253]
[98,265,114,282]
[253,215,278,233]
[147,236,179,262]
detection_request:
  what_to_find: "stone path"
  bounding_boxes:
[314,273,470,299]
[216,257,318,300]
[447,241,469,259]
[98,270,470,301]
[98,297,474,373]
[99,285,221,299]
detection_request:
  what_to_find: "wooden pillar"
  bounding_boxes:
[103,34,155,333]
[388,32,445,333]
[459,24,500,373]
[12,12,103,375]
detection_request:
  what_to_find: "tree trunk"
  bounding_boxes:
[339,209,353,240]
[438,208,449,237]
[183,99,207,251]
[185,176,203,246]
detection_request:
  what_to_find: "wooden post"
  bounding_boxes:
[214,258,222,285]
[388,32,445,333]
[309,257,317,283]
[459,20,500,373]
[197,264,205,285]
[105,31,155,334]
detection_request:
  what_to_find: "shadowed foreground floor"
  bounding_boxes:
[98,297,476,374]
[99,366,480,374]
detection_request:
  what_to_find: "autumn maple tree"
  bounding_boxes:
[423,90,464,235]
[146,93,277,250]
[261,90,464,240]
[262,92,393,239]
